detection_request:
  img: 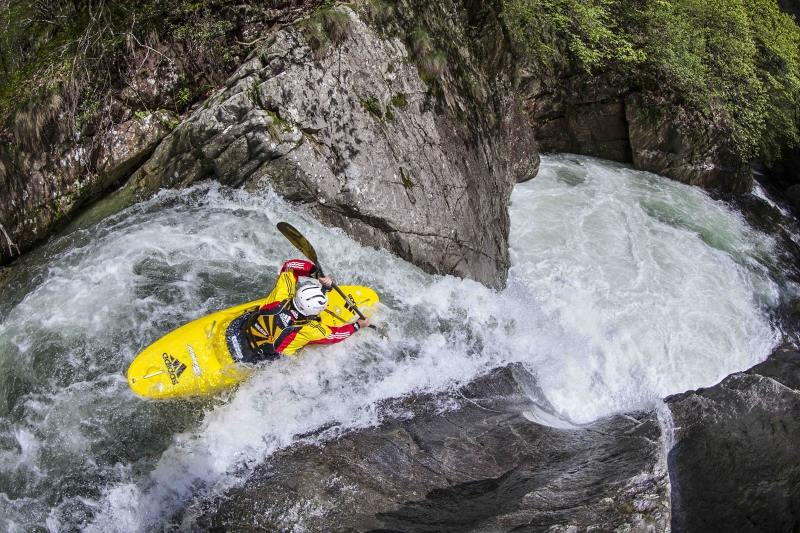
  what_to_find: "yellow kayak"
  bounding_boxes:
[127,286,379,399]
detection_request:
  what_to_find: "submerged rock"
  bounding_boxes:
[666,348,800,532]
[185,365,669,532]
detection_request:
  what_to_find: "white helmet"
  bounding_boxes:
[293,285,328,316]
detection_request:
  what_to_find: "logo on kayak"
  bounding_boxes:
[344,294,357,313]
[162,353,186,385]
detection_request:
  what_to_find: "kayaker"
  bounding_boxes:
[226,259,370,363]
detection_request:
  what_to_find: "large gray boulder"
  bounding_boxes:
[185,365,669,532]
[666,348,800,532]
[124,7,538,288]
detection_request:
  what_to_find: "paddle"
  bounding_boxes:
[276,222,389,339]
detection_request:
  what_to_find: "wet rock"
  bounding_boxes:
[665,348,800,532]
[185,365,669,532]
[626,96,753,193]
[125,7,538,289]
[787,184,800,213]
[0,109,177,266]
[94,111,177,187]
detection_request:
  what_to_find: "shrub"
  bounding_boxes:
[317,8,352,44]
[0,0,239,148]
[418,50,447,82]
[297,18,330,60]
[361,0,396,26]
[360,97,383,118]
[409,27,433,58]
[502,0,643,73]
[407,28,448,85]
[298,7,353,60]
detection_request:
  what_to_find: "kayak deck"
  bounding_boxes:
[127,286,379,399]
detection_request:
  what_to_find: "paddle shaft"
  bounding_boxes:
[312,261,368,322]
[321,273,368,321]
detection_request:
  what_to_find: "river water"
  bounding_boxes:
[0,154,788,531]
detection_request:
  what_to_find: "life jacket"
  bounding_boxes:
[243,299,313,356]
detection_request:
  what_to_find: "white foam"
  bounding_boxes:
[509,155,779,423]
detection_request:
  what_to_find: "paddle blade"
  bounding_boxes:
[277,222,319,265]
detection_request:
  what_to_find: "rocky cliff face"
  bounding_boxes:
[121,4,538,288]
[625,96,753,192]
[185,365,670,533]
[521,71,753,193]
[523,72,632,165]
[0,108,176,263]
[0,1,316,266]
[0,1,538,289]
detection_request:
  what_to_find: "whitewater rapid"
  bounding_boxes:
[0,154,783,531]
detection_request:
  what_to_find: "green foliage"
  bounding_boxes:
[391,92,407,107]
[170,16,235,62]
[361,0,396,27]
[467,76,486,102]
[409,27,434,58]
[630,0,800,163]
[503,0,800,164]
[418,50,447,83]
[247,82,260,107]
[400,166,414,188]
[264,110,292,139]
[360,97,383,118]
[503,0,644,73]
[176,87,192,107]
[407,27,447,85]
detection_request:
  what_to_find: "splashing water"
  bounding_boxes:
[0,154,782,531]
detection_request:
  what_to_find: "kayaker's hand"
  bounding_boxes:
[319,275,334,287]
[356,317,370,330]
